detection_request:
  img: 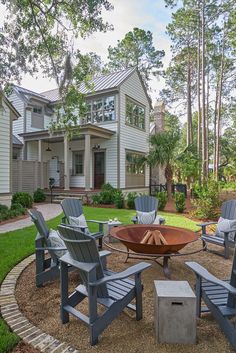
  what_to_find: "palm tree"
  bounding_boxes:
[147,131,180,200]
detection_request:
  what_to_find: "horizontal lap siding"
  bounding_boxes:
[10,92,24,142]
[119,71,150,189]
[0,103,11,193]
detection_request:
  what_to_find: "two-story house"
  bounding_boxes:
[10,67,151,193]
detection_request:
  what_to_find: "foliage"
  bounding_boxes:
[219,181,236,191]
[107,27,165,87]
[126,192,138,209]
[191,180,220,219]
[174,192,186,213]
[114,190,124,209]
[33,188,46,203]
[0,203,26,222]
[91,193,101,205]
[12,192,33,209]
[156,191,168,211]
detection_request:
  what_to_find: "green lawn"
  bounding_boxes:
[0,207,198,353]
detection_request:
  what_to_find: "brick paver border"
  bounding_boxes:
[0,255,79,353]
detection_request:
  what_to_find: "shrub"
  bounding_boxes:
[114,190,124,209]
[174,192,186,213]
[156,191,168,211]
[191,180,220,219]
[0,202,26,223]
[99,183,117,204]
[91,193,101,205]
[10,203,26,215]
[126,192,138,209]
[33,188,46,203]
[0,204,8,213]
[12,192,33,208]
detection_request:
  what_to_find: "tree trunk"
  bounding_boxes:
[215,31,226,181]
[197,7,201,182]
[205,65,210,179]
[165,163,173,201]
[213,80,219,176]
[201,0,207,183]
[187,53,193,146]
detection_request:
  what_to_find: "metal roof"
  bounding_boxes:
[41,67,136,102]
[14,85,50,102]
[13,134,23,145]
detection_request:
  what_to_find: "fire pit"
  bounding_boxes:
[108,224,201,278]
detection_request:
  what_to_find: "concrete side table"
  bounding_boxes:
[154,280,196,344]
[104,221,122,243]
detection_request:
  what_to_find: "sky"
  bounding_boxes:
[1,0,173,103]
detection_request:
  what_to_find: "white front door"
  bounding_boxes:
[49,158,60,187]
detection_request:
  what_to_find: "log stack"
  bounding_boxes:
[140,230,168,245]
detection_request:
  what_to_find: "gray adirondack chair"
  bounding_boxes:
[29,209,110,287]
[186,254,236,350]
[198,199,236,259]
[61,198,105,248]
[58,224,151,345]
[131,195,165,224]
[29,209,68,287]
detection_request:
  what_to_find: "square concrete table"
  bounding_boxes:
[154,280,196,344]
[104,221,122,243]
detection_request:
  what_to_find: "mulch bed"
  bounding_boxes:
[11,342,40,353]
[15,240,234,353]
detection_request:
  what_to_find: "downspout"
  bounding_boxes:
[23,102,27,160]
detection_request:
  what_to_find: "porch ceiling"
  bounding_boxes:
[19,123,115,142]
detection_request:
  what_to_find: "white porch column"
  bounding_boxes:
[84,134,91,191]
[64,134,70,190]
[38,139,44,189]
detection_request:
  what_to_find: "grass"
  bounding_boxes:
[0,207,199,353]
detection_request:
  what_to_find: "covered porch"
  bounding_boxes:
[20,124,116,191]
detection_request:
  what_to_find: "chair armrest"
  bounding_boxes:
[131,216,137,224]
[196,221,217,227]
[61,216,67,224]
[60,253,99,272]
[89,262,151,287]
[86,220,108,224]
[186,261,236,295]
[36,246,67,251]
[99,250,112,258]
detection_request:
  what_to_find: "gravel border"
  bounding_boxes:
[0,255,79,353]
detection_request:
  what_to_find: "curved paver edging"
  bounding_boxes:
[0,255,79,353]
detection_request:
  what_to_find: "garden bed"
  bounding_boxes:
[15,241,234,353]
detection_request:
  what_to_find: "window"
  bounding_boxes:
[73,151,84,175]
[83,95,115,124]
[31,105,44,129]
[33,106,43,115]
[126,98,145,130]
[126,151,145,187]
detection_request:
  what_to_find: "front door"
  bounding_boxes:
[94,152,105,189]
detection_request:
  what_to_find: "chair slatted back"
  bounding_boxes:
[135,195,158,214]
[222,200,236,220]
[29,209,50,242]
[58,225,108,298]
[61,198,84,221]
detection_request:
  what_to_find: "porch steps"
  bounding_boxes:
[45,191,98,204]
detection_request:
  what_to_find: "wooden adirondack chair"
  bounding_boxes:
[198,199,236,259]
[58,224,151,345]
[131,195,165,224]
[186,256,236,350]
[61,198,105,248]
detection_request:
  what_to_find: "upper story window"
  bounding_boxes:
[31,105,44,129]
[126,97,145,130]
[83,95,115,124]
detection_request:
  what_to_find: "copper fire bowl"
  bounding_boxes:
[110,224,198,254]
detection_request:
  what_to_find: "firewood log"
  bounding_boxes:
[140,230,152,244]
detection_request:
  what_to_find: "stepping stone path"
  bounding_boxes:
[0,254,79,353]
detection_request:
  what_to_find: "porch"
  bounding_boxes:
[19,124,116,191]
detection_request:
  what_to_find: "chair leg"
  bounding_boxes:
[224,242,230,259]
[60,261,69,324]
[196,275,202,318]
[98,237,103,249]
[135,273,143,321]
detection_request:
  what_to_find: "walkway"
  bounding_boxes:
[0,203,62,234]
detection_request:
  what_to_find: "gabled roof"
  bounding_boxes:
[0,90,20,120]
[41,67,137,102]
[14,85,50,103]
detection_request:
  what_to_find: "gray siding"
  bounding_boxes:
[119,70,150,189]
[10,91,25,142]
[0,101,11,194]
